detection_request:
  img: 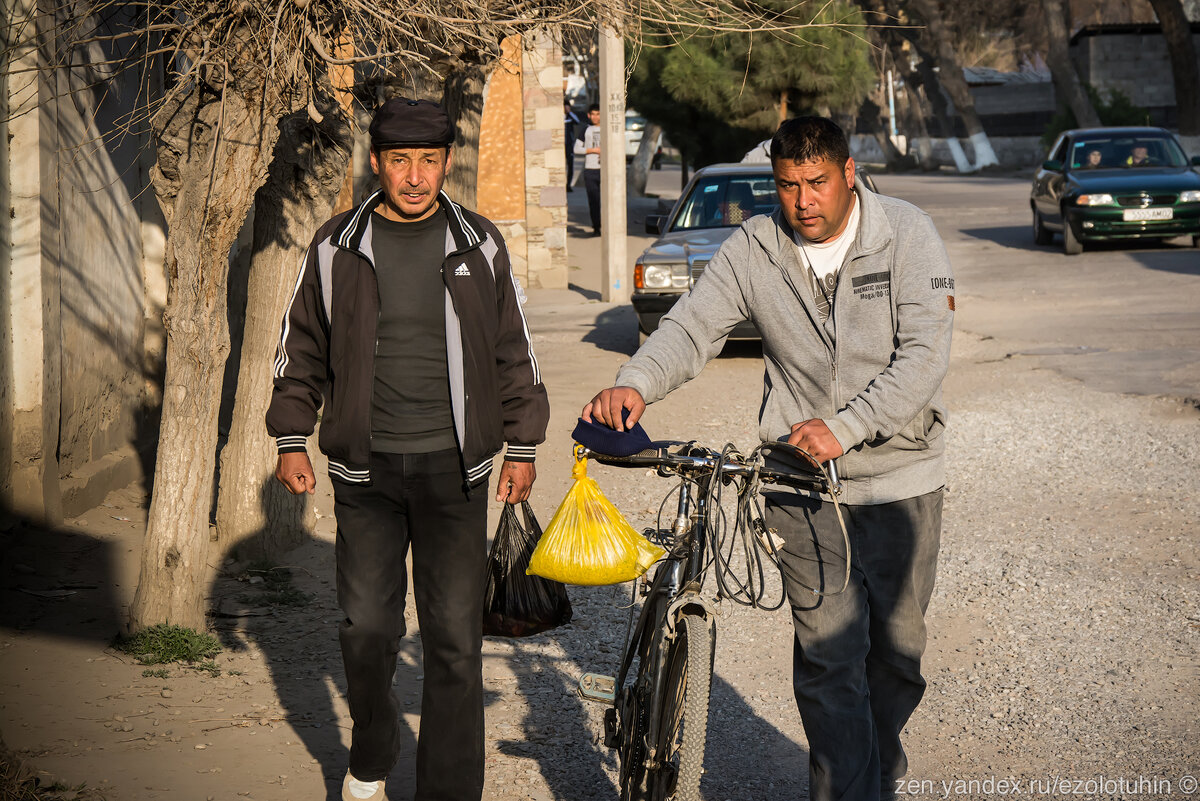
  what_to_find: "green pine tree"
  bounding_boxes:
[629,0,873,167]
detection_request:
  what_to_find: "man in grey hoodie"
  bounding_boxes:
[583,116,954,801]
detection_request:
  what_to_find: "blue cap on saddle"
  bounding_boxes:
[571,410,652,457]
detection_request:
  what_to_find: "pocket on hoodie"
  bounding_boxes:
[890,406,945,451]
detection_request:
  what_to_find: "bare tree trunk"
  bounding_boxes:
[442,67,488,209]
[130,89,279,631]
[1147,0,1200,135]
[213,108,351,563]
[893,54,936,169]
[857,0,932,168]
[907,0,999,169]
[1040,0,1102,128]
[628,120,663,195]
[859,96,914,170]
[908,44,973,172]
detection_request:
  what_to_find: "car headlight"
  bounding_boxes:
[642,264,675,289]
[1075,193,1114,206]
[1180,190,1200,203]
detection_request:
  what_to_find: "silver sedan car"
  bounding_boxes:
[633,162,875,342]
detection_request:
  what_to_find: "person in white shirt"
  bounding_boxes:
[573,103,602,235]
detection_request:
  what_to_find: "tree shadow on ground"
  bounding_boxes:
[584,307,640,356]
[1127,243,1200,275]
[0,513,122,645]
[568,282,602,302]
[962,225,1199,264]
[207,479,425,801]
[958,226,1045,253]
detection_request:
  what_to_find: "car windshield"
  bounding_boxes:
[672,174,778,231]
[1068,135,1188,170]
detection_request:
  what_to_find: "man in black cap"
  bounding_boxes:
[266,96,550,801]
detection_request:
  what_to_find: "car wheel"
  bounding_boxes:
[1062,211,1083,255]
[1032,208,1053,246]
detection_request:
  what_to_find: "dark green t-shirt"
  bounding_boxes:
[369,211,457,454]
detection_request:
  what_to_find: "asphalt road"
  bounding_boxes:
[871,173,1200,404]
[566,166,1200,405]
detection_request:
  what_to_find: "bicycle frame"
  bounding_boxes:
[609,475,716,773]
[588,440,847,799]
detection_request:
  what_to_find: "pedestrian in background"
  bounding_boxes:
[267,96,550,801]
[574,103,602,236]
[564,101,583,192]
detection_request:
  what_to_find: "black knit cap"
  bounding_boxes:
[369,97,455,148]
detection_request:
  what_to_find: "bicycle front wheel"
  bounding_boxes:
[648,612,714,801]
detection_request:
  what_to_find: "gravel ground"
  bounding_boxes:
[471,326,1200,801]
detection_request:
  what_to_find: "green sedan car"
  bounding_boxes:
[1031,126,1200,255]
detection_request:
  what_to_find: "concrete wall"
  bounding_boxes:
[3,0,63,523]
[54,53,154,499]
[2,3,161,523]
[969,82,1057,117]
[1073,27,1200,126]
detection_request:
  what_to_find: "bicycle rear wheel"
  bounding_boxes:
[647,612,714,801]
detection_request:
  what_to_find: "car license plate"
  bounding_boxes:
[1123,207,1173,221]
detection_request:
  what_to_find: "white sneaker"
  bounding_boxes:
[342,772,386,801]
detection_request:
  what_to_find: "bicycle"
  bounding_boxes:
[575,439,848,801]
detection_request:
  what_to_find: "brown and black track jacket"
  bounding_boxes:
[265,188,549,488]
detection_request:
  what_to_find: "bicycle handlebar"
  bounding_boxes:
[586,440,841,496]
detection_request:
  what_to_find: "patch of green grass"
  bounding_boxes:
[191,660,221,677]
[141,668,171,679]
[114,624,221,666]
[227,669,243,676]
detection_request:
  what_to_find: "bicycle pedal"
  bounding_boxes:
[578,672,616,703]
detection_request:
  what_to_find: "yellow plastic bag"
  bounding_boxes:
[527,454,665,586]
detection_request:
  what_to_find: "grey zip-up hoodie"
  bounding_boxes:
[616,180,954,505]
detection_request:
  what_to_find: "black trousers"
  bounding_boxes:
[332,449,488,800]
[583,168,601,232]
[767,488,943,801]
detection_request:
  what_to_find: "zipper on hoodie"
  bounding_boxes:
[830,287,847,483]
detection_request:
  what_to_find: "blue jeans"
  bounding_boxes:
[767,488,943,801]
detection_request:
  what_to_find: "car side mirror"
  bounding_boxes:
[644,215,665,235]
[1192,155,1200,167]
[1042,159,1063,172]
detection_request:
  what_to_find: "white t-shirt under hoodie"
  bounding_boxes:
[792,190,861,322]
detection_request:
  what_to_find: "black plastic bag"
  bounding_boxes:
[483,502,572,637]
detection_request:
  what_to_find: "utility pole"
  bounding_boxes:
[598,9,626,303]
